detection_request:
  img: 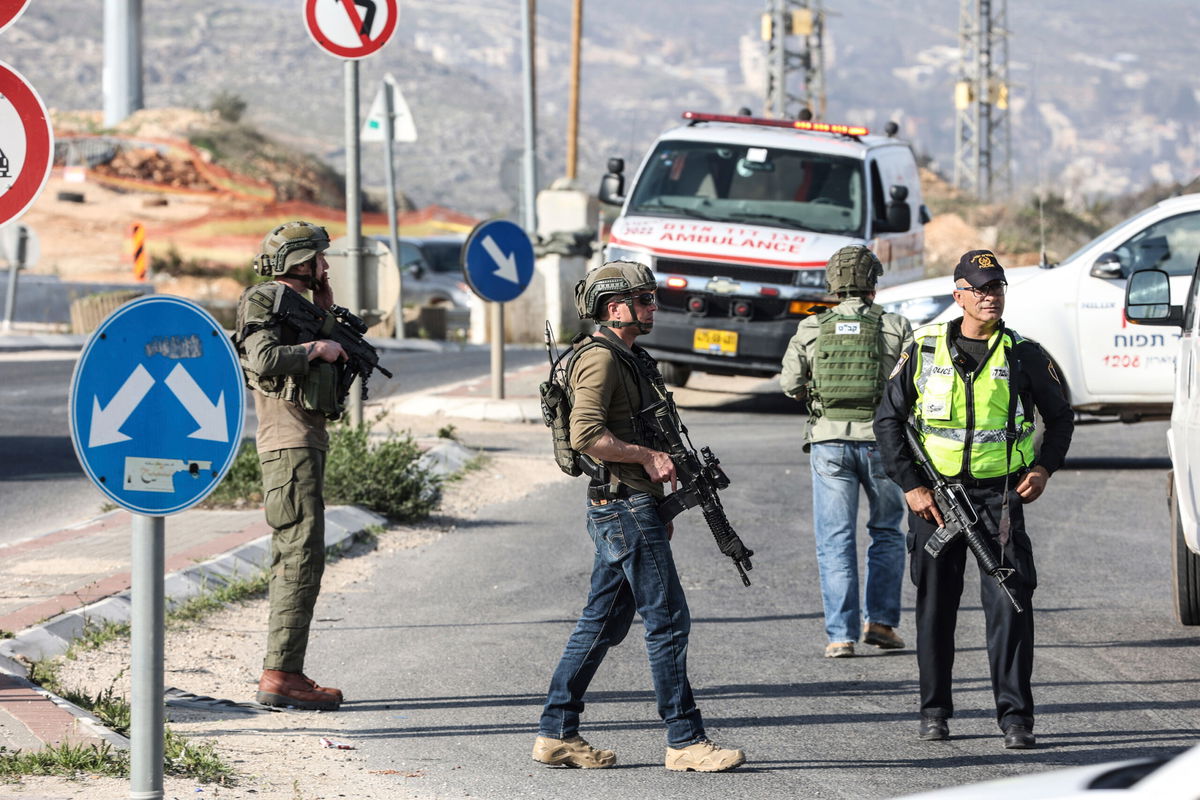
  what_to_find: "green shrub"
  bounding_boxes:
[204,423,442,522]
[325,418,442,521]
[200,440,262,509]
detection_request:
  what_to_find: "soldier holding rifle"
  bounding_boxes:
[532,261,746,773]
[873,250,1074,749]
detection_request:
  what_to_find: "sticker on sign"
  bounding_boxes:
[304,0,398,60]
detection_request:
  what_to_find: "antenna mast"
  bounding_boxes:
[952,0,1012,202]
[763,0,826,120]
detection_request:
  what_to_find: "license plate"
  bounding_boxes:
[693,328,738,357]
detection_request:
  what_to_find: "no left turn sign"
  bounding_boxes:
[304,0,398,60]
[0,0,32,36]
[0,60,54,229]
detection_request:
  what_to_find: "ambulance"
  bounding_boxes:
[598,110,929,386]
[877,193,1200,422]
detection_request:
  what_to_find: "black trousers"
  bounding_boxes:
[908,481,1038,731]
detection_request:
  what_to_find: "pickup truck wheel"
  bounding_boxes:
[1170,474,1200,625]
[659,362,691,387]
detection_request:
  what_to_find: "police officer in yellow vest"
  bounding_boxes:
[234,221,348,711]
[873,250,1073,749]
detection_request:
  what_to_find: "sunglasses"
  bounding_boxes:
[955,281,1007,298]
[626,292,657,306]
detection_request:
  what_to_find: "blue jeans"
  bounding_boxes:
[538,493,706,747]
[810,441,906,643]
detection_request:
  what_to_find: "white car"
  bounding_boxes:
[1125,266,1200,625]
[894,741,1200,799]
[876,194,1200,422]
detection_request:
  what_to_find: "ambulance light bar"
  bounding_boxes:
[682,111,869,138]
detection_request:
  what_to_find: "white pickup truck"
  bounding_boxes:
[876,194,1200,421]
[1125,266,1200,625]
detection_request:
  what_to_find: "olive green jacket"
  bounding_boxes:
[238,282,328,453]
[779,297,913,450]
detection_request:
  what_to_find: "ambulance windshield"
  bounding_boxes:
[628,140,866,237]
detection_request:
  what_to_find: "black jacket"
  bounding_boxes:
[873,318,1075,492]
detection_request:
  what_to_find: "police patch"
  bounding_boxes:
[931,365,954,376]
[888,351,909,379]
[1048,362,1061,384]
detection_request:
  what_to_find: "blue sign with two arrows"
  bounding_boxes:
[462,219,535,303]
[69,296,246,515]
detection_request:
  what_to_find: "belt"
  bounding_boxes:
[586,483,640,504]
[953,472,1022,489]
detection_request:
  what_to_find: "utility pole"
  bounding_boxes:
[762,0,825,120]
[103,0,144,126]
[566,0,583,181]
[952,0,1012,202]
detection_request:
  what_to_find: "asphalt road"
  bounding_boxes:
[0,344,546,545]
[301,387,1200,800]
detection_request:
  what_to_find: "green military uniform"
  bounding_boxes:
[779,297,913,452]
[236,281,329,674]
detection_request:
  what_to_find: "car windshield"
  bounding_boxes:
[627,139,865,236]
[419,241,464,273]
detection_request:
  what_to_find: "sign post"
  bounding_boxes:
[69,296,246,800]
[363,73,416,340]
[462,220,535,400]
[303,0,398,424]
[1,222,30,331]
[0,60,54,230]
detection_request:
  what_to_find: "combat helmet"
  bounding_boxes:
[824,245,883,295]
[574,260,657,332]
[254,221,331,285]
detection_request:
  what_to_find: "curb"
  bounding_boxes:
[0,439,476,750]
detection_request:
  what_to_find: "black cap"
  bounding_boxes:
[953,249,1007,288]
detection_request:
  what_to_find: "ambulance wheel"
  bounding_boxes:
[660,362,691,387]
[1170,472,1200,626]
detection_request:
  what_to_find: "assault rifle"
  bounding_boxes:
[903,422,1023,613]
[272,287,393,404]
[647,394,755,587]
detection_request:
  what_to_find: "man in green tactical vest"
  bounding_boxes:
[234,221,348,711]
[873,249,1074,749]
[780,244,914,659]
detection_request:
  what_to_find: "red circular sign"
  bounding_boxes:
[0,60,53,229]
[304,0,398,60]
[0,0,32,36]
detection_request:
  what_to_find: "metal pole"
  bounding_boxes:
[345,59,364,425]
[566,0,583,181]
[383,82,405,341]
[2,226,26,332]
[521,0,539,232]
[103,0,143,127]
[129,514,164,800]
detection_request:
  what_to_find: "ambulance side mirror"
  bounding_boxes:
[877,185,911,233]
[1124,268,1183,326]
[599,158,626,206]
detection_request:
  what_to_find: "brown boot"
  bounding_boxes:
[299,674,344,703]
[257,669,341,711]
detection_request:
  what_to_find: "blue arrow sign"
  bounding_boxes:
[462,219,535,303]
[69,296,246,515]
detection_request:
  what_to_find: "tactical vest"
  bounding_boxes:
[912,322,1036,479]
[539,332,658,477]
[809,304,885,421]
[233,282,343,418]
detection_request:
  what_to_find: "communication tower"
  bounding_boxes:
[952,0,1012,201]
[762,0,826,120]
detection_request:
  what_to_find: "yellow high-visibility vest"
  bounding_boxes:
[912,322,1035,478]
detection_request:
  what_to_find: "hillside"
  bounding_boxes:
[3,0,1197,219]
